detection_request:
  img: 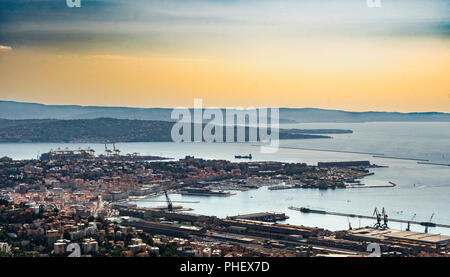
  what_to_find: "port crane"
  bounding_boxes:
[424,213,434,233]
[87,147,95,156]
[164,190,173,211]
[113,143,120,156]
[381,207,389,229]
[104,144,112,156]
[373,208,382,229]
[76,147,84,154]
[373,207,389,229]
[406,213,416,231]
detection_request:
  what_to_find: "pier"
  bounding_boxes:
[288,206,450,229]
[227,212,289,222]
[346,181,396,189]
[129,199,200,203]
[275,146,385,156]
[372,155,429,162]
[417,162,450,167]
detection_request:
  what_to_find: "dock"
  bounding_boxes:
[227,212,289,222]
[417,162,450,167]
[346,227,450,247]
[268,185,296,190]
[288,206,450,229]
[274,146,385,156]
[346,181,396,189]
[372,155,429,162]
[151,205,193,212]
[130,199,200,203]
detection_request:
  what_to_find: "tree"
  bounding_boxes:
[159,244,178,257]
[0,199,9,207]
[124,233,134,247]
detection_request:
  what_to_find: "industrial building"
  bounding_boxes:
[346,228,450,247]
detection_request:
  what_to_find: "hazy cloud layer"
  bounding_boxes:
[1,0,449,51]
[0,45,12,52]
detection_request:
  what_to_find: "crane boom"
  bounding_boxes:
[164,191,173,211]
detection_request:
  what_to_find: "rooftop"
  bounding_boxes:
[348,228,450,246]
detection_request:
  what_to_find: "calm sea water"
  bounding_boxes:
[1,122,449,235]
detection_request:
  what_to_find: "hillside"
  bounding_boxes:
[1,101,449,122]
[0,118,347,143]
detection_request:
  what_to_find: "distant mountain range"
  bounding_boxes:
[1,100,450,122]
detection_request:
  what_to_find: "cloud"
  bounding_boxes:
[0,0,448,53]
[0,45,12,52]
[89,54,212,63]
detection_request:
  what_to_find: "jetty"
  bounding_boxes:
[346,181,396,189]
[372,155,429,162]
[417,162,450,167]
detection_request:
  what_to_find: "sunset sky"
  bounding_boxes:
[0,0,449,112]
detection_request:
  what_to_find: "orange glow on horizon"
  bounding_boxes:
[0,37,449,112]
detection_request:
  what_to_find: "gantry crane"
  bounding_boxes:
[113,143,120,156]
[373,208,382,229]
[424,213,434,233]
[164,190,173,211]
[406,213,416,231]
[372,207,389,229]
[381,207,389,229]
[105,144,112,156]
[87,147,95,157]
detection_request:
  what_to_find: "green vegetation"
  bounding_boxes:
[0,118,348,143]
[0,118,173,143]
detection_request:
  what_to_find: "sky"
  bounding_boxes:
[0,0,449,112]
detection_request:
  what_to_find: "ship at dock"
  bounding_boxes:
[235,154,252,159]
[179,187,233,196]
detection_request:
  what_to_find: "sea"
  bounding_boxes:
[1,122,449,235]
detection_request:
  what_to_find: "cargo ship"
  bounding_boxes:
[180,187,233,196]
[288,206,326,214]
[235,154,252,159]
[268,185,295,190]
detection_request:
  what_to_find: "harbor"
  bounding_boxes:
[1,122,450,236]
[118,205,450,256]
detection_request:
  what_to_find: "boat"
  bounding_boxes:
[235,154,252,159]
[180,187,233,196]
